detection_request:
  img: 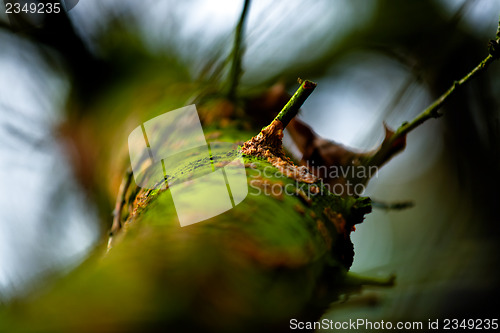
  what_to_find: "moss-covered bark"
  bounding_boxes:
[1,3,498,332]
[0,80,390,332]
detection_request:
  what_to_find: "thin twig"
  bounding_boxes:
[372,199,414,211]
[274,79,317,128]
[497,16,500,39]
[226,0,251,100]
[366,22,500,168]
[111,168,133,235]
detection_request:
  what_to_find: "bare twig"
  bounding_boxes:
[273,79,317,128]
[365,19,500,168]
[371,200,414,211]
[111,168,133,235]
[226,0,252,100]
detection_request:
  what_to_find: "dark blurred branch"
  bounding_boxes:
[2,0,108,107]
[365,20,500,168]
[371,199,414,211]
[497,16,500,39]
[0,20,11,31]
[226,0,251,100]
[110,168,133,237]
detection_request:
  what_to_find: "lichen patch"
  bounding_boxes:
[241,119,317,184]
[323,207,347,238]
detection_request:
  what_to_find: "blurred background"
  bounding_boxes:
[1,0,499,329]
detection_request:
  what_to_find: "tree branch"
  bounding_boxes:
[274,79,317,128]
[226,0,251,100]
[110,168,133,236]
[365,19,500,168]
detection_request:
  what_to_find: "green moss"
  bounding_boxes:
[0,126,374,333]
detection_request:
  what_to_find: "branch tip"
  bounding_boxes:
[364,21,500,169]
[273,79,317,129]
